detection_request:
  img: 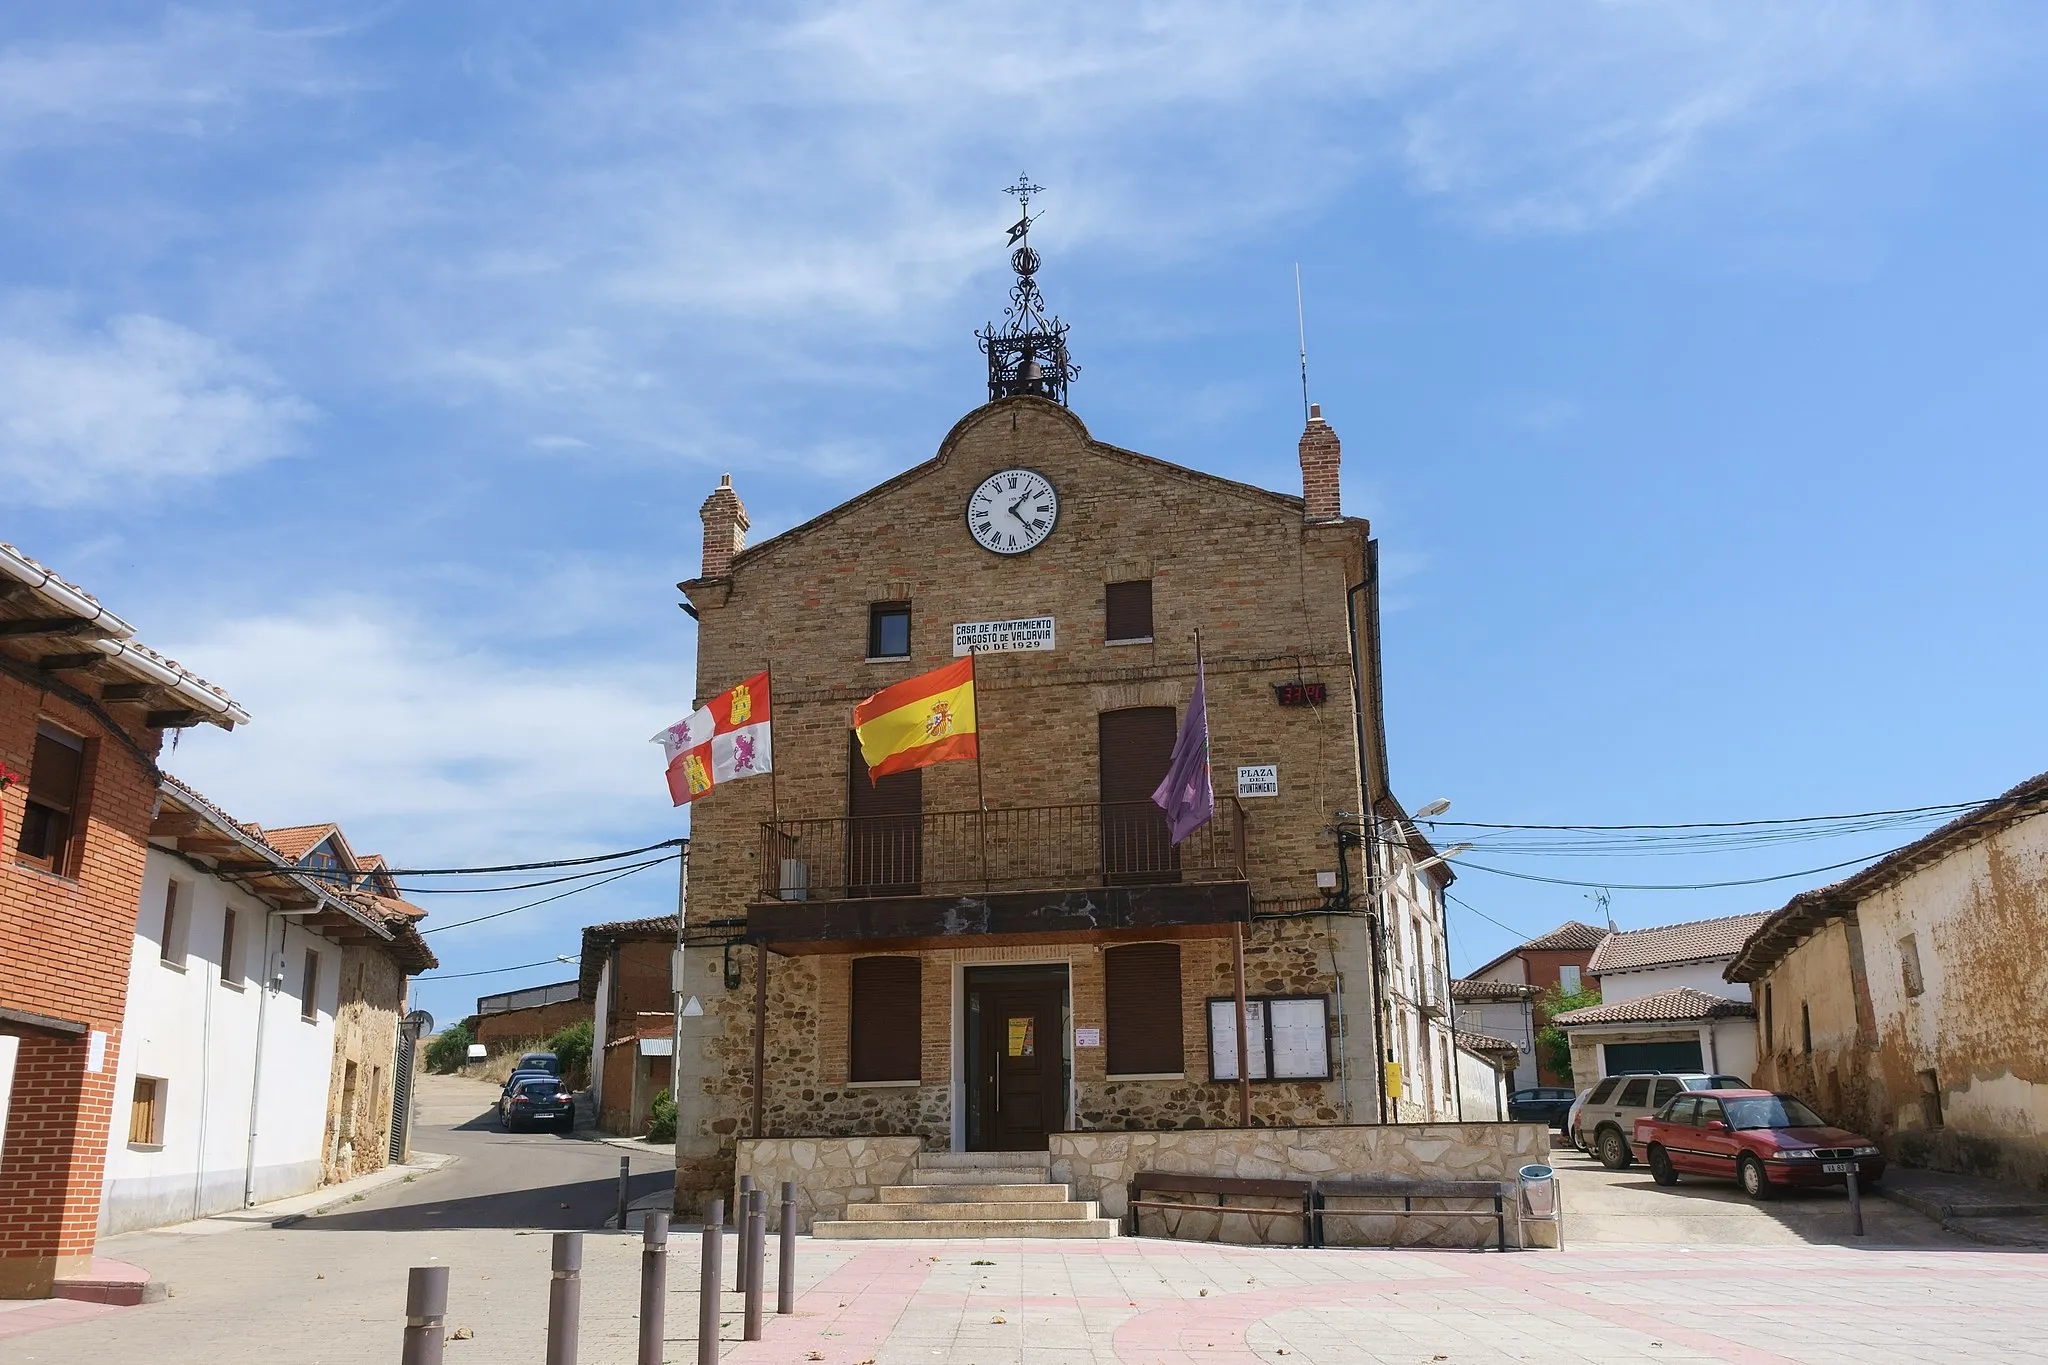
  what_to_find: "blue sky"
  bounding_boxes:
[7,3,2047,1025]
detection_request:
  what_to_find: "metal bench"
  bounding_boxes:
[1310,1178,1514,1251]
[1126,1172,1316,1246]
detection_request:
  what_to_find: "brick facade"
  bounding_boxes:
[669,395,1438,1214]
[0,678,161,1297]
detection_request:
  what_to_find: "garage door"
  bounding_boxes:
[1603,1040,1702,1075]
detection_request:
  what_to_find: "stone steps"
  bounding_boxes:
[810,1216,1120,1240]
[840,1199,1100,1221]
[813,1148,1116,1241]
[879,1183,1072,1203]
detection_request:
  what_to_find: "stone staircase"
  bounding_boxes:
[810,1150,1119,1240]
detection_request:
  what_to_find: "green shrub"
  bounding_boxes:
[549,1019,595,1087]
[424,1021,474,1074]
[1535,984,1602,1085]
[648,1088,677,1143]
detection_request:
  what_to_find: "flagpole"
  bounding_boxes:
[766,663,779,826]
[972,647,989,890]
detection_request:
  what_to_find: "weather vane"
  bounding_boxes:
[977,175,1078,406]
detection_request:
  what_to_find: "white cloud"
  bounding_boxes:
[163,601,689,870]
[0,306,314,506]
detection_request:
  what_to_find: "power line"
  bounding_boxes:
[1455,849,1892,892]
[294,837,686,881]
[1444,890,1534,940]
[385,855,677,896]
[419,856,675,936]
[419,955,580,981]
[1421,801,1980,833]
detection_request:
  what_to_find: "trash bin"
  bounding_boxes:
[1518,1163,1561,1248]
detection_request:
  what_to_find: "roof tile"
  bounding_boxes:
[1553,987,1756,1027]
[1588,912,1772,974]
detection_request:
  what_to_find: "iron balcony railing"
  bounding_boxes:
[757,798,1248,902]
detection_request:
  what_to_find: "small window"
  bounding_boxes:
[219,907,239,983]
[849,956,920,1081]
[301,949,322,1022]
[1899,934,1925,997]
[1586,1077,1622,1105]
[1617,1078,1651,1107]
[1919,1069,1943,1128]
[1104,580,1153,643]
[159,881,187,967]
[1651,1078,1682,1107]
[867,603,911,660]
[1801,1002,1812,1056]
[129,1077,164,1146]
[1104,943,1183,1076]
[1557,964,1582,994]
[16,724,88,875]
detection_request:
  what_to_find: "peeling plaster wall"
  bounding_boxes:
[1754,810,2048,1192]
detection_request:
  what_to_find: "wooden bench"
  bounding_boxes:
[1310,1178,1514,1251]
[1126,1172,1316,1246]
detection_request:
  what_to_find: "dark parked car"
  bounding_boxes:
[516,1051,561,1075]
[497,1068,556,1120]
[502,1076,576,1133]
[1632,1089,1884,1200]
[1507,1087,1578,1127]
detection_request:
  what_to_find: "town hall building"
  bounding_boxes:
[667,205,1541,1241]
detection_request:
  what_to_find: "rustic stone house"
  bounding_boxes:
[1726,774,2048,1192]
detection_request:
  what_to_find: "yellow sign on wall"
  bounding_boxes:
[1384,1061,1404,1100]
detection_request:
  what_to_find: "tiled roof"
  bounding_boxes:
[1552,988,1756,1027]
[1523,921,1609,952]
[1451,978,1540,1003]
[262,823,342,863]
[1588,912,1772,975]
[1455,1029,1520,1054]
[1727,771,2048,983]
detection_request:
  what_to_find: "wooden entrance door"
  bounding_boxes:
[966,966,1068,1151]
[1098,707,1180,884]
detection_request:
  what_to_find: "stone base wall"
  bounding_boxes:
[733,1136,922,1231]
[1051,1123,1556,1249]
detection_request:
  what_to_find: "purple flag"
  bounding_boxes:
[1152,656,1214,844]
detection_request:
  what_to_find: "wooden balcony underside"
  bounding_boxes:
[746,880,1252,955]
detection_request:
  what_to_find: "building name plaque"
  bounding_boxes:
[952,616,1056,656]
[1236,765,1280,798]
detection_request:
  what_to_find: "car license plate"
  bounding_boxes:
[1822,1162,1857,1174]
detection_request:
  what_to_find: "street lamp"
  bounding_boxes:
[1411,841,1474,873]
[1413,798,1451,819]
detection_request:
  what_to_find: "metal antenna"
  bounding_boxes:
[1587,886,1616,933]
[1295,262,1310,424]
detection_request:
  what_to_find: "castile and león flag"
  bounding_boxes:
[652,670,774,807]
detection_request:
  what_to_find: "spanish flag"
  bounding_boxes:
[852,657,978,781]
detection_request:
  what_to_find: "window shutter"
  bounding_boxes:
[1104,580,1153,641]
[1104,942,1183,1075]
[850,956,922,1082]
[27,731,84,808]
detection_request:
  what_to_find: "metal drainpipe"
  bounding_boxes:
[243,908,281,1206]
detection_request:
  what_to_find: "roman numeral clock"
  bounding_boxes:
[967,468,1060,554]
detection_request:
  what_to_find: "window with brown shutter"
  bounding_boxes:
[846,732,922,896]
[1104,580,1153,643]
[850,956,921,1082]
[16,724,89,874]
[1104,943,1183,1075]
[1098,708,1178,884]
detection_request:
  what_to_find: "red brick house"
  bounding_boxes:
[0,543,248,1298]
[1465,921,1607,1086]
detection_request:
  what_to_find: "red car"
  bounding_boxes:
[1631,1088,1885,1201]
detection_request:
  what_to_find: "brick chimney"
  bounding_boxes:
[699,473,750,579]
[1298,402,1342,521]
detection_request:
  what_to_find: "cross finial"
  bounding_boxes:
[1003,173,1043,246]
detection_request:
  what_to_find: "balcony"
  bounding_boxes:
[748,799,1250,953]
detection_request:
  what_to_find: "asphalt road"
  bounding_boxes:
[299,1071,676,1234]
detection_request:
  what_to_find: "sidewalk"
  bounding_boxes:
[1877,1166,2048,1247]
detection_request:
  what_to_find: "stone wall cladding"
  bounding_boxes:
[1052,1123,1553,1249]
[735,1136,920,1232]
[322,945,407,1184]
[676,396,1386,1213]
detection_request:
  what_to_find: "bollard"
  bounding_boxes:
[743,1188,765,1341]
[697,1199,725,1365]
[616,1156,632,1232]
[401,1265,448,1365]
[1847,1169,1865,1237]
[777,1181,796,1316]
[546,1232,582,1365]
[734,1175,755,1293]
[638,1212,669,1365]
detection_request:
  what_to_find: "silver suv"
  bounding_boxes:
[1576,1072,1746,1168]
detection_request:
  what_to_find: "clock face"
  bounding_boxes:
[966,468,1059,555]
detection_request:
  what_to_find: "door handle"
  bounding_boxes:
[994,1051,1001,1113]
